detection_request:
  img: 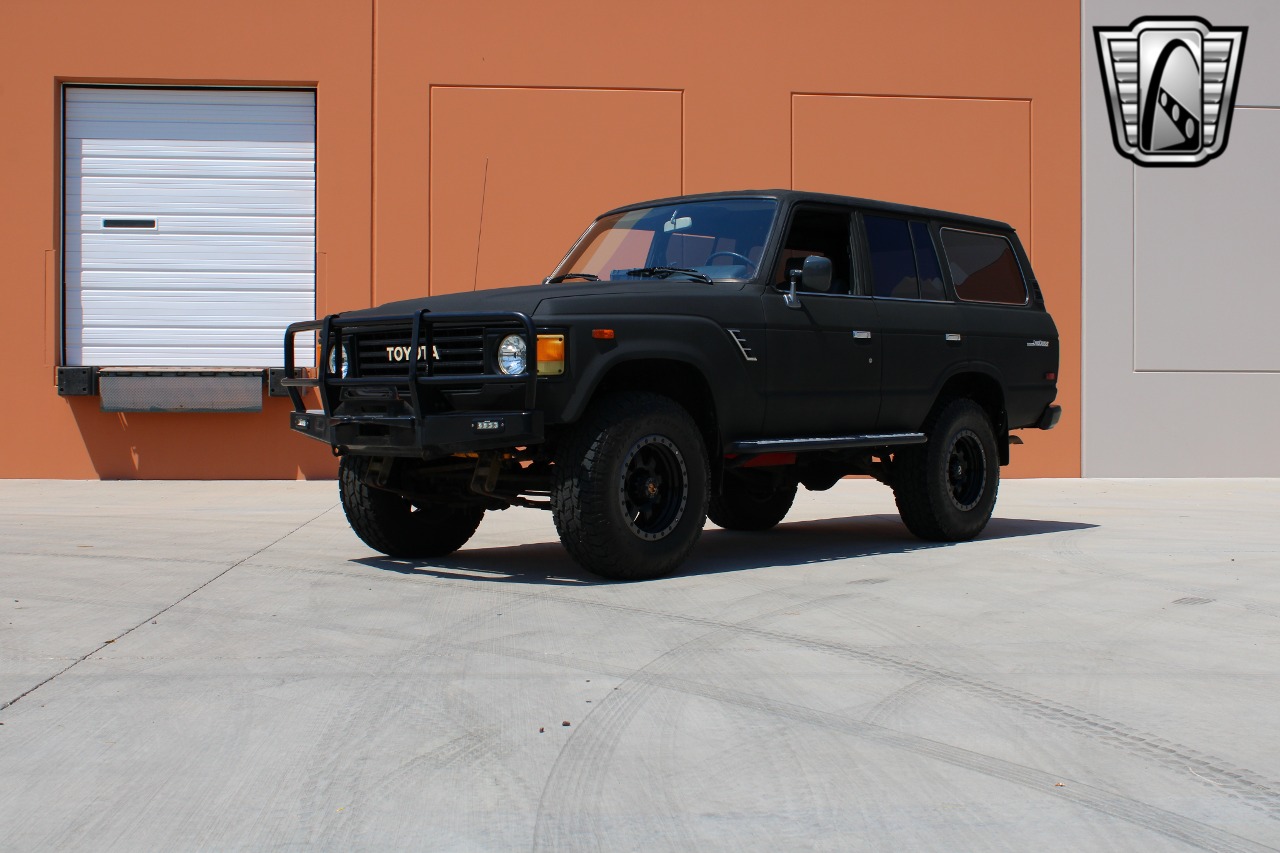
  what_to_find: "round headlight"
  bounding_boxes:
[497,334,528,375]
[327,340,353,378]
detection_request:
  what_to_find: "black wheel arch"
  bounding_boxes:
[547,320,757,492]
[926,369,1010,465]
[584,358,722,484]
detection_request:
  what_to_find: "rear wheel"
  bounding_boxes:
[709,471,797,531]
[552,392,709,580]
[892,398,999,541]
[339,455,485,558]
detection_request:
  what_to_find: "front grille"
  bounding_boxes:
[352,323,488,378]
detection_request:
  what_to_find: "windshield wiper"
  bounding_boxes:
[545,272,599,283]
[622,266,713,284]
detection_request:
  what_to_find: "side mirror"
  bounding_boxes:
[801,255,833,293]
[784,269,801,309]
[782,254,833,309]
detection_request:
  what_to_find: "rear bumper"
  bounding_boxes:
[290,409,544,457]
[1035,404,1062,430]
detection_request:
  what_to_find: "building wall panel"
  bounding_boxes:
[791,94,1075,476]
[0,0,1081,478]
[793,95,1032,243]
[1133,108,1280,372]
[1083,0,1280,475]
[428,87,682,295]
[0,0,371,478]
[374,0,1080,476]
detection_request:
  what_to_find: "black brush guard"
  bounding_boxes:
[282,310,543,457]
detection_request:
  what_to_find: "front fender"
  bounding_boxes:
[546,314,767,440]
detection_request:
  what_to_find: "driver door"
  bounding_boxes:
[761,206,882,437]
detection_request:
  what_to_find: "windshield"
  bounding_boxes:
[550,198,778,283]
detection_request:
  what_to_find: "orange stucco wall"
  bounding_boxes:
[0,0,1080,479]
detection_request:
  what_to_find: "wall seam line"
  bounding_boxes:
[1080,0,1088,477]
[790,91,1033,103]
[427,84,682,94]
[680,89,685,195]
[427,86,432,296]
[370,0,378,307]
[1028,98,1034,258]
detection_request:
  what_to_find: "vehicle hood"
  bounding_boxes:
[337,280,745,320]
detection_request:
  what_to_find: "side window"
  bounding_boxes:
[911,221,946,301]
[940,228,1028,305]
[773,207,853,294]
[864,215,917,298]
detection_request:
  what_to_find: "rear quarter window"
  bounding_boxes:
[940,228,1027,305]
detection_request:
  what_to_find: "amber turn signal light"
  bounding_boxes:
[591,329,615,340]
[537,334,565,375]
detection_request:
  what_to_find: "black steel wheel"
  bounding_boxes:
[552,392,709,580]
[339,455,485,558]
[618,435,690,541]
[946,429,988,512]
[892,398,999,541]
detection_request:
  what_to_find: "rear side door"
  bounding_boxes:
[939,227,1058,428]
[859,213,966,432]
[761,205,882,437]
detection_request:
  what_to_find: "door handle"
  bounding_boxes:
[851,330,872,340]
[945,333,962,343]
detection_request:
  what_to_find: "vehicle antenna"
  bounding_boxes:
[473,157,489,292]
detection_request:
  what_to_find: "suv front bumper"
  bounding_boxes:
[290,409,544,457]
[283,310,545,457]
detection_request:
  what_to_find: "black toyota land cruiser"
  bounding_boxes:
[283,190,1061,580]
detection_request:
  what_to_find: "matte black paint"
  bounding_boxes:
[286,190,1059,464]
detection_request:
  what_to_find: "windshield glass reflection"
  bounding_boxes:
[550,199,778,284]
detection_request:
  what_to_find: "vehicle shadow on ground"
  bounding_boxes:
[352,514,1097,586]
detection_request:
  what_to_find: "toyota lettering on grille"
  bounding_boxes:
[386,345,440,362]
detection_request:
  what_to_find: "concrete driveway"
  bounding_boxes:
[2,478,1279,851]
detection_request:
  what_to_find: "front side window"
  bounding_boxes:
[940,228,1028,305]
[551,199,777,283]
[772,207,853,293]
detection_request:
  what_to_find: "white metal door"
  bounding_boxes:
[64,87,316,367]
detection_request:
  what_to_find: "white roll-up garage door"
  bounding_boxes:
[64,87,316,367]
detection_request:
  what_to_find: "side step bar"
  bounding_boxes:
[727,433,926,454]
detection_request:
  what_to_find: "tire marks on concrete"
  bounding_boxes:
[508,589,1264,852]
[273,557,1280,839]
[522,592,1280,823]
[477,639,1273,853]
[528,589,862,852]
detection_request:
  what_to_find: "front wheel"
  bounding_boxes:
[892,398,999,541]
[339,456,485,558]
[552,392,709,580]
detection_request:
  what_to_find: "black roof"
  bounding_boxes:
[602,189,1015,232]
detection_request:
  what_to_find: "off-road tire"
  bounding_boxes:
[893,398,999,541]
[552,392,709,581]
[709,473,797,531]
[339,455,485,558]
